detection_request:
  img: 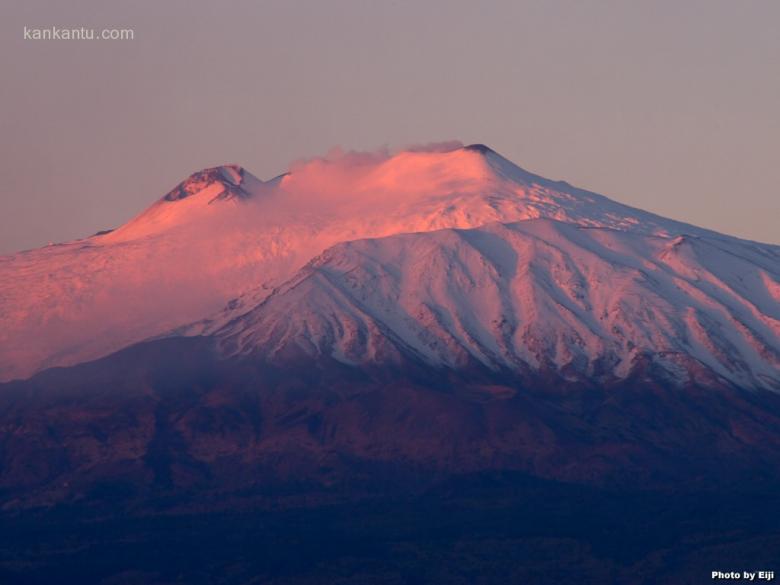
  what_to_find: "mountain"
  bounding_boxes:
[2,142,779,493]
[2,144,780,584]
[0,144,751,382]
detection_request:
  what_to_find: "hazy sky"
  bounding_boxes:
[1,0,778,253]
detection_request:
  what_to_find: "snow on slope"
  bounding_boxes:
[0,165,283,381]
[0,144,776,382]
[216,220,780,391]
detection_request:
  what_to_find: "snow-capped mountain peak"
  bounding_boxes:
[1,143,777,385]
[163,164,248,202]
[100,164,268,243]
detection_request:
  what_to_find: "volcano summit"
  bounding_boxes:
[2,144,777,385]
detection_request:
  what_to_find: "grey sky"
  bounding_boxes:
[1,0,778,253]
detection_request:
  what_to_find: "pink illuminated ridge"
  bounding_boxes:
[0,144,778,389]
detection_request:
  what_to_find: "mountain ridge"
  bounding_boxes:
[0,144,778,383]
[211,218,780,391]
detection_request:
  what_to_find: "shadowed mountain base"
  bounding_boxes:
[1,336,780,583]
